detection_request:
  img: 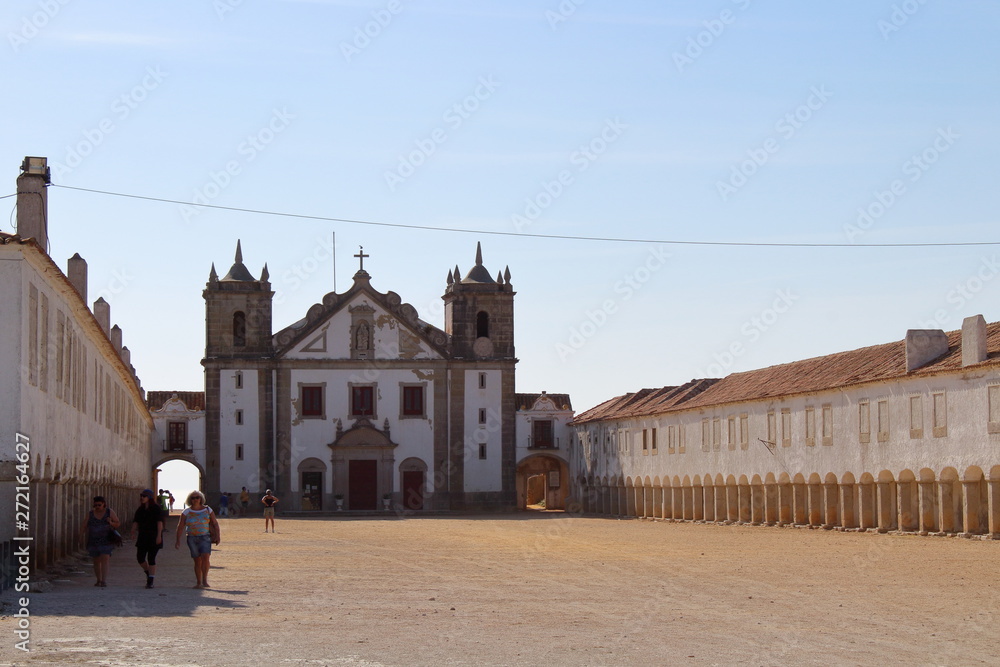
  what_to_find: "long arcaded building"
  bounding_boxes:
[569,320,1000,536]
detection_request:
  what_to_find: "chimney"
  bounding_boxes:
[93,297,111,337]
[111,324,123,353]
[16,156,50,251]
[67,253,88,304]
[962,315,988,366]
[121,345,131,367]
[905,329,949,372]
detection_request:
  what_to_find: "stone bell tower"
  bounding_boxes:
[204,240,274,359]
[442,242,515,360]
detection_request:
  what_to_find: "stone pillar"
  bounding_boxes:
[988,477,1000,537]
[692,486,704,521]
[876,482,893,532]
[962,480,981,535]
[823,482,838,528]
[839,483,856,529]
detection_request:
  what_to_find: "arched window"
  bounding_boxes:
[233,311,246,347]
[476,311,489,338]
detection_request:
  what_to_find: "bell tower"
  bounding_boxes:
[443,242,515,360]
[204,240,274,359]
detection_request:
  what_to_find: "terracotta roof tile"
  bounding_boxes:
[572,322,1000,424]
[147,391,205,412]
[516,393,573,411]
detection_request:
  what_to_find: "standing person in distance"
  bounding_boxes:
[81,496,120,587]
[218,491,230,518]
[175,490,221,589]
[239,487,250,517]
[131,489,165,589]
[261,489,279,533]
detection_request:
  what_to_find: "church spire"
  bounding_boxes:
[475,241,483,266]
[235,239,243,264]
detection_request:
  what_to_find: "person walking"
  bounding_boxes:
[261,490,279,533]
[218,491,230,518]
[81,496,120,587]
[175,490,221,589]
[130,489,165,589]
[239,487,250,517]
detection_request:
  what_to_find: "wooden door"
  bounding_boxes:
[348,460,377,510]
[403,471,424,510]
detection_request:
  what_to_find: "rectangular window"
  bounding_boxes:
[532,420,554,449]
[701,419,710,452]
[822,404,833,446]
[235,371,243,389]
[767,411,776,447]
[479,372,487,389]
[167,421,187,451]
[651,427,657,455]
[909,395,923,439]
[805,407,816,446]
[351,385,374,417]
[933,392,947,437]
[727,416,736,451]
[300,385,324,418]
[235,409,244,425]
[712,418,721,452]
[679,424,686,454]
[877,399,890,442]
[642,429,648,455]
[402,385,424,417]
[668,425,676,454]
[990,386,1000,434]
[40,295,49,393]
[781,409,791,447]
[739,414,749,450]
[478,443,487,459]
[859,400,871,444]
[235,444,244,461]
[479,408,487,425]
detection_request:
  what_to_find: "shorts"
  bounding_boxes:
[136,540,161,566]
[186,534,212,558]
[88,545,113,558]
[263,507,275,518]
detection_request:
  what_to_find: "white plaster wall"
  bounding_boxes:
[287,368,438,493]
[514,407,574,465]
[574,367,1000,485]
[0,255,23,462]
[220,368,260,493]
[463,369,502,492]
[14,254,152,494]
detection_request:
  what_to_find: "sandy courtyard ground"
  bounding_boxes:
[2,512,999,666]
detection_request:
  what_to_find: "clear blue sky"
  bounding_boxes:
[2,1,998,412]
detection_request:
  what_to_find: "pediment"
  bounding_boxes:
[274,283,448,360]
[330,418,397,449]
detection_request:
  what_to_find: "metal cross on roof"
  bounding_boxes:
[355,246,369,271]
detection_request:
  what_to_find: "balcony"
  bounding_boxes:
[162,439,193,453]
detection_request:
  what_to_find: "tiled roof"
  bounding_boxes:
[516,393,573,411]
[147,391,206,412]
[572,322,1000,424]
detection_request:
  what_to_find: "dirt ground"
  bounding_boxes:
[2,512,999,666]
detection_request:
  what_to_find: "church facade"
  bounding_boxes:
[201,242,518,511]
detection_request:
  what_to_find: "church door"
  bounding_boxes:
[301,471,322,511]
[348,460,377,510]
[403,471,424,510]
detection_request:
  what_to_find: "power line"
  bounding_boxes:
[50,183,1000,248]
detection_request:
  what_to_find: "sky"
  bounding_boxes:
[2,0,999,416]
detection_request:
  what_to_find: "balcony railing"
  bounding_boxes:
[527,437,559,450]
[162,439,193,453]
